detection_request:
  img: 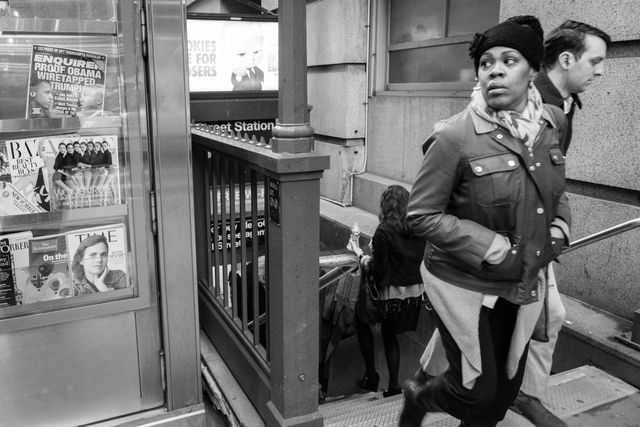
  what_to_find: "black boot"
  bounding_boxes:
[399,379,442,427]
[399,381,426,427]
[413,368,434,386]
[357,371,379,392]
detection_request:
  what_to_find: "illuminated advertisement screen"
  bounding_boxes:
[187,17,278,93]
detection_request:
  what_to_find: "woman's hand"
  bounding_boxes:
[549,225,567,257]
[346,238,363,258]
[550,225,565,240]
[484,234,511,265]
[93,267,111,292]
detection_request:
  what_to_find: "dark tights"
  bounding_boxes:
[355,315,401,390]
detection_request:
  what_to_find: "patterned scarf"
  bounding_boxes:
[470,82,544,148]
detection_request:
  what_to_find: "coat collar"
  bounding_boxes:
[535,70,582,110]
[468,103,558,136]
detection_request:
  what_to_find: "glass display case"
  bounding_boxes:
[0,1,167,425]
[0,0,152,326]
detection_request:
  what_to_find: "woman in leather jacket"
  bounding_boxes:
[400,16,570,427]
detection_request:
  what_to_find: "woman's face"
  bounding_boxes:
[66,143,74,154]
[101,142,109,151]
[478,46,535,113]
[58,143,67,154]
[80,143,86,153]
[87,142,94,151]
[80,242,108,276]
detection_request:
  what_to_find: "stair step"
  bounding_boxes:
[320,365,638,426]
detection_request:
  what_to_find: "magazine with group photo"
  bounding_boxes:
[39,134,121,210]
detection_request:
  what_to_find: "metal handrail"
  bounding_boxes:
[318,253,359,291]
[562,217,640,255]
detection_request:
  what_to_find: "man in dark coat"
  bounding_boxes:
[512,19,610,427]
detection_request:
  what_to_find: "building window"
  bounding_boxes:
[385,0,500,90]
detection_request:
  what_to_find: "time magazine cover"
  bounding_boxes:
[66,223,129,294]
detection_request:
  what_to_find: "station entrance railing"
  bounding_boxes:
[192,125,330,427]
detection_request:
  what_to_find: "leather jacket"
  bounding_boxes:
[407,104,571,305]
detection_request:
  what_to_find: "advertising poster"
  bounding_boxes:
[0,1,10,18]
[212,216,266,252]
[186,19,278,92]
[39,134,121,210]
[66,223,129,293]
[268,179,280,226]
[26,44,107,118]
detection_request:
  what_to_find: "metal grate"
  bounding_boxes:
[542,365,638,418]
[322,365,638,427]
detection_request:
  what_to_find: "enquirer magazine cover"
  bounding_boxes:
[26,44,107,119]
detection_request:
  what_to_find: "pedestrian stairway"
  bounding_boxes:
[320,365,638,426]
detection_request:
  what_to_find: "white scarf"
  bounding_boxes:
[470,82,544,148]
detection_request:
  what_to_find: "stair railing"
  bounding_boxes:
[560,216,640,349]
[562,217,640,255]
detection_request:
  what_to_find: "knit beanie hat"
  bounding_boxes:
[469,16,544,72]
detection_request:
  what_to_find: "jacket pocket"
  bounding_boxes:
[548,146,566,196]
[482,232,523,281]
[469,153,522,207]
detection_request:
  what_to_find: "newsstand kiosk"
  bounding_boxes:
[0,1,202,425]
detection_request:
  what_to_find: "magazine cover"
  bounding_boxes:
[39,134,121,210]
[26,44,107,118]
[0,1,10,18]
[26,233,72,303]
[0,238,17,307]
[2,231,33,305]
[66,223,129,294]
[0,138,50,215]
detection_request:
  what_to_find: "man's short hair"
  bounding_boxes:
[30,79,51,92]
[543,20,611,68]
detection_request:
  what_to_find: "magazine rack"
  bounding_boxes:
[0,1,152,331]
[0,2,201,426]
